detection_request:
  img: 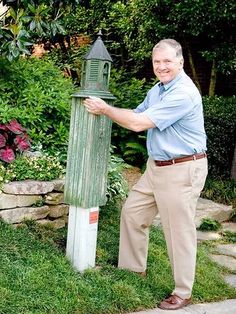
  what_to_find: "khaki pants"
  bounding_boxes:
[118,157,208,299]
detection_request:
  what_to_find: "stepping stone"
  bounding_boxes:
[195,198,233,228]
[224,274,236,288]
[153,198,234,229]
[197,230,222,241]
[215,244,236,258]
[210,254,236,272]
[128,299,236,314]
[222,222,236,233]
[153,215,161,227]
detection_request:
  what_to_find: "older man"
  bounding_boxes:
[84,39,208,310]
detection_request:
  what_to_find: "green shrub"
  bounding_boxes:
[201,177,236,206]
[106,153,128,201]
[0,57,74,155]
[203,96,236,178]
[110,68,153,167]
[198,218,222,231]
[0,154,64,185]
[221,231,236,243]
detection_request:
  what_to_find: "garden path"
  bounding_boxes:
[129,299,236,314]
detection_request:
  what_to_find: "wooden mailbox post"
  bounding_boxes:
[64,33,115,271]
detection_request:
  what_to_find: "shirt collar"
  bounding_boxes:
[158,69,185,91]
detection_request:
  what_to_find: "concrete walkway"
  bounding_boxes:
[129,299,236,314]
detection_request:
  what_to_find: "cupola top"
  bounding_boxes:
[84,32,112,62]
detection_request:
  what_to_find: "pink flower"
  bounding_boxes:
[0,147,15,163]
[14,134,31,151]
[6,119,26,134]
[0,124,8,131]
[0,134,6,148]
[0,119,31,163]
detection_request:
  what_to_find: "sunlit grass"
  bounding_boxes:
[0,200,235,314]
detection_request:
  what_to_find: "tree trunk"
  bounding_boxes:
[209,59,217,96]
[231,143,236,180]
[186,44,202,94]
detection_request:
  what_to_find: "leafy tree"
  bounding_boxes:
[59,0,235,96]
[102,0,235,96]
[0,0,80,60]
[169,0,236,96]
[1,0,235,92]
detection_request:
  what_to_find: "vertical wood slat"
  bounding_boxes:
[64,96,112,207]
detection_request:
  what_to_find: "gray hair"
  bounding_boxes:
[152,39,183,58]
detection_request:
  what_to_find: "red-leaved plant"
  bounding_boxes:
[0,119,31,163]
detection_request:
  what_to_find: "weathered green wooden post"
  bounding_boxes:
[64,32,115,272]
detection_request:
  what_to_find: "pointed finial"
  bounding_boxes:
[97,29,103,38]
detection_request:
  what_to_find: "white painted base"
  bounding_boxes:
[66,205,99,272]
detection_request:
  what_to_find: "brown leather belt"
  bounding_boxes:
[154,153,207,167]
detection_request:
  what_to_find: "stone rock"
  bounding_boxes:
[0,206,50,224]
[0,193,17,209]
[45,192,64,205]
[37,218,66,229]
[0,193,42,209]
[197,231,222,241]
[210,254,236,272]
[195,198,233,227]
[2,180,54,195]
[23,151,43,158]
[153,214,161,227]
[62,214,68,224]
[51,179,65,192]
[215,244,236,258]
[222,222,236,233]
[48,204,69,218]
[224,275,236,288]
[153,198,233,229]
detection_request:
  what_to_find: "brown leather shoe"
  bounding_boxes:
[158,294,192,310]
[136,271,147,278]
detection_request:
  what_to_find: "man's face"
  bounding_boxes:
[152,46,183,84]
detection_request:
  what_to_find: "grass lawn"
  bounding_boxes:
[0,200,235,314]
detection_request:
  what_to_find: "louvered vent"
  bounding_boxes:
[89,60,99,81]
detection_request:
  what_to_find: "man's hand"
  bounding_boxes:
[83,96,110,115]
[84,96,155,132]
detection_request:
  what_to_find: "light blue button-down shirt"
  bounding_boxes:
[134,70,207,160]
